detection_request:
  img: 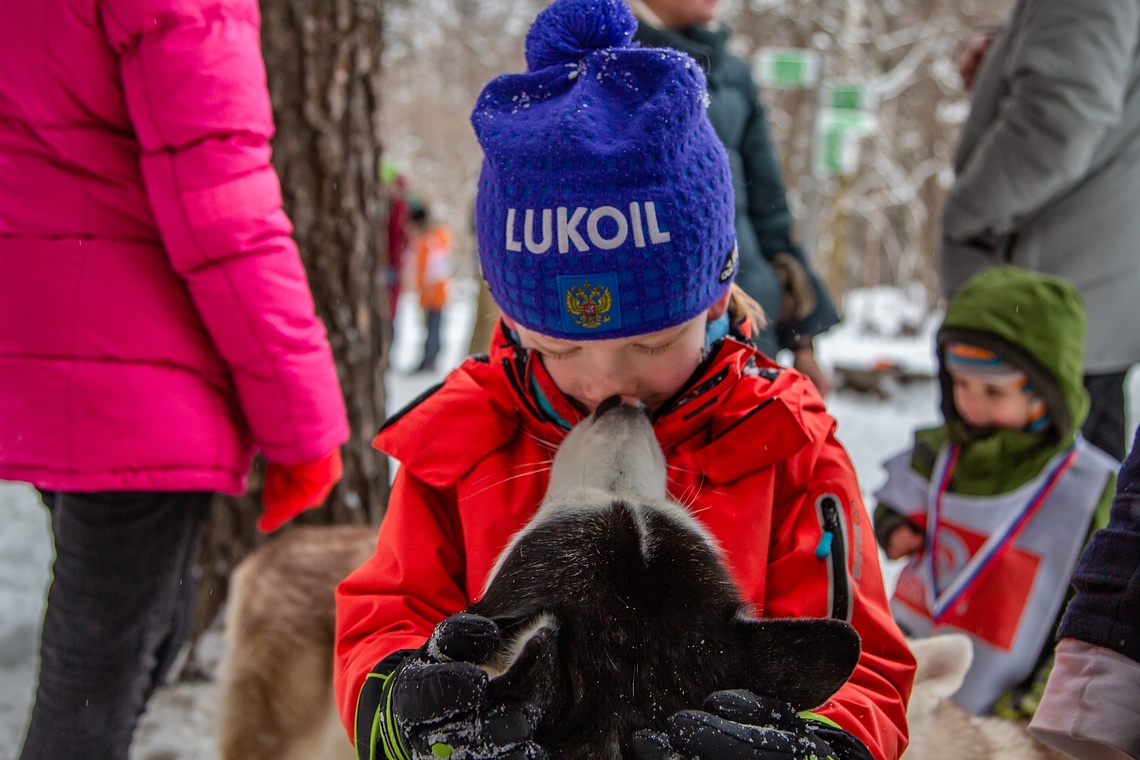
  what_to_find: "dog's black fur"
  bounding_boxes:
[466,401,862,760]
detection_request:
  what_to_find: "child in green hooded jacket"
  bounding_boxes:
[873,266,1115,719]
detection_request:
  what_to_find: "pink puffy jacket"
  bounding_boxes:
[0,0,349,494]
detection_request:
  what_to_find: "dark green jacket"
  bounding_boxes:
[632,20,839,356]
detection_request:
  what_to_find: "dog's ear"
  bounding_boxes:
[485,618,561,712]
[908,634,972,698]
[733,616,861,711]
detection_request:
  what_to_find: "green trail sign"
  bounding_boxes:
[815,81,877,176]
[754,48,821,89]
[816,122,860,176]
[824,81,876,114]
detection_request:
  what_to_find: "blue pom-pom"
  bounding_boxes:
[525,0,638,72]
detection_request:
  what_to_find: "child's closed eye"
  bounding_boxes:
[637,343,672,356]
[536,346,579,360]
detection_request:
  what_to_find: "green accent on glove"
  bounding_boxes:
[357,671,388,760]
[430,743,453,757]
[380,670,413,760]
[799,711,842,730]
[369,703,382,760]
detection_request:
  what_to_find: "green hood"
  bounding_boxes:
[915,266,1089,494]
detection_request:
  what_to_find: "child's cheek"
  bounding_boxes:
[649,354,702,397]
[543,358,579,396]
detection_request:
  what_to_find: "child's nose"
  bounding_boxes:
[580,377,637,412]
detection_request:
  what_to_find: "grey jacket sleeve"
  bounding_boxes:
[942,0,1140,244]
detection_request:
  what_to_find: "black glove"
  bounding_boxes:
[629,690,873,760]
[374,613,548,760]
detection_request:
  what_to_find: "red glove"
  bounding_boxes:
[260,448,344,532]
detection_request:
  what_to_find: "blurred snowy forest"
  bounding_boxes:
[380,0,1014,315]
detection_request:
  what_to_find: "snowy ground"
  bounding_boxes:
[1,281,1136,759]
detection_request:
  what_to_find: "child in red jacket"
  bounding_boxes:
[334,1,914,759]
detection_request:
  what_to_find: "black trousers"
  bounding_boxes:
[19,490,211,760]
[419,308,443,371]
[1082,371,1129,462]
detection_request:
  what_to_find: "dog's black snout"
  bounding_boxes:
[595,395,623,417]
[594,395,648,418]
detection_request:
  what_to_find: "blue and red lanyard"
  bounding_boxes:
[923,443,1078,623]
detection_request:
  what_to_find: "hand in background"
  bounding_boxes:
[259,448,344,532]
[957,30,997,92]
[773,253,828,396]
[886,523,925,560]
[794,346,833,397]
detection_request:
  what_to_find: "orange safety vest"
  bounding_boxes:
[413,225,452,310]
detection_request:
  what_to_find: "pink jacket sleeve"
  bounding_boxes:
[101,0,348,463]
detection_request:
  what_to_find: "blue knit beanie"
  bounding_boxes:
[471,0,737,340]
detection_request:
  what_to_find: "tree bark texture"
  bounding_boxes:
[190,0,389,644]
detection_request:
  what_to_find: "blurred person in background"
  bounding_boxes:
[629,0,840,395]
[381,159,410,344]
[0,0,350,757]
[407,198,453,374]
[874,267,1116,720]
[939,0,1140,463]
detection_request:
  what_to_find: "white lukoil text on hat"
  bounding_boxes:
[505,202,671,254]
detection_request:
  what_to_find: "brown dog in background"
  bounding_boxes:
[903,634,1069,760]
[217,524,375,760]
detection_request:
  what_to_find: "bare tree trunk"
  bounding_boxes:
[189,0,389,647]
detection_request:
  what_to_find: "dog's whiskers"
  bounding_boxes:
[467,459,553,491]
[492,410,563,451]
[487,407,561,453]
[680,491,706,515]
[669,482,697,510]
[666,473,706,509]
[467,463,553,498]
[491,459,555,475]
[667,471,730,509]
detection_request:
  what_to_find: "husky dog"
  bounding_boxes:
[903,635,1069,760]
[465,398,861,759]
[219,399,861,760]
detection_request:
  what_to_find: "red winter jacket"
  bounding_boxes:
[335,325,914,760]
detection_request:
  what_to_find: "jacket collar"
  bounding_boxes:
[491,321,816,481]
[631,14,730,72]
[377,321,813,487]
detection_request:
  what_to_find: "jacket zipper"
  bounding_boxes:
[815,494,852,622]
